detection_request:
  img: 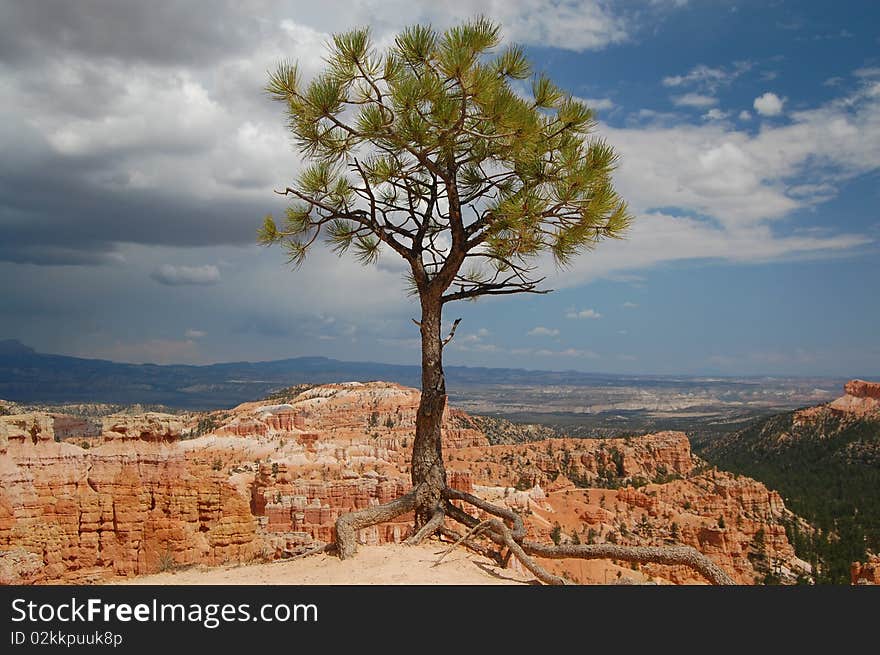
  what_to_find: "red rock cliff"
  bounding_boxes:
[0,383,809,585]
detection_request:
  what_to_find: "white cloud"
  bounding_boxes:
[461,327,491,343]
[534,348,600,358]
[738,110,752,120]
[662,62,751,92]
[565,308,602,319]
[753,92,785,116]
[663,65,727,89]
[622,302,638,308]
[185,329,206,339]
[150,264,221,286]
[672,93,718,108]
[477,0,629,52]
[455,327,498,351]
[528,326,560,337]
[575,96,615,111]
[703,108,729,121]
[606,80,880,232]
[294,1,633,53]
[544,212,869,291]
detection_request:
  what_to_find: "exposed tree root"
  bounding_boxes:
[335,488,418,560]
[441,495,570,584]
[333,484,735,585]
[269,543,336,564]
[436,526,504,564]
[521,541,736,586]
[434,519,493,565]
[483,517,571,585]
[405,506,445,546]
[444,488,526,540]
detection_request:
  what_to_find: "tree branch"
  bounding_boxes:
[441,318,462,348]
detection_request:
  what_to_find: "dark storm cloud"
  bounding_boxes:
[0,0,267,67]
[0,157,278,264]
[0,245,124,267]
[234,315,298,339]
[0,1,300,266]
[234,312,345,340]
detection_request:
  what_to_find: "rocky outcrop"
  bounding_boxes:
[224,382,488,450]
[1,413,55,445]
[844,380,880,400]
[101,413,185,442]
[823,379,880,417]
[851,554,880,585]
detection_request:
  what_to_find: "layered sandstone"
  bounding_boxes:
[1,382,809,585]
[0,414,258,583]
[823,379,880,417]
[844,380,880,400]
[101,413,185,442]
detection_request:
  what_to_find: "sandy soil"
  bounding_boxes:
[112,544,536,585]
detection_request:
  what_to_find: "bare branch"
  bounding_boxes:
[441,318,462,348]
[442,283,552,305]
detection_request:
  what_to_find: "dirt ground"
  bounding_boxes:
[112,544,537,585]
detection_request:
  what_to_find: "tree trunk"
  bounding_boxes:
[411,294,447,527]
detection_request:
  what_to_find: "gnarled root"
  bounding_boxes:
[521,541,736,586]
[405,506,445,546]
[444,487,526,539]
[335,488,418,559]
[437,526,504,564]
[443,494,569,585]
[485,518,571,585]
[435,519,493,565]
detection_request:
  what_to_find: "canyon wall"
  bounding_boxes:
[1,382,809,585]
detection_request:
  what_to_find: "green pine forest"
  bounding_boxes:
[698,410,880,584]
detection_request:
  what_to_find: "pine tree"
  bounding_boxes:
[262,17,734,585]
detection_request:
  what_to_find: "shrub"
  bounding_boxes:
[156,550,176,573]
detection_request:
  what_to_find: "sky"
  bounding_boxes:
[1,0,878,377]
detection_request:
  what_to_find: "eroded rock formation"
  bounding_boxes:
[827,379,880,417]
[0,382,811,585]
[851,553,880,585]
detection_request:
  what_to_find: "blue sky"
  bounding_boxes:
[0,1,878,376]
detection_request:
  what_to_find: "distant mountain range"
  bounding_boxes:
[0,338,842,411]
